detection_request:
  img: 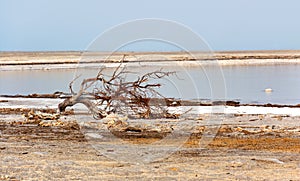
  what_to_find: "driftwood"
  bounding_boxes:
[58,62,177,119]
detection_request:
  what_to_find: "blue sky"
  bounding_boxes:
[1,0,300,51]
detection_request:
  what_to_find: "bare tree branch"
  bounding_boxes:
[58,62,178,119]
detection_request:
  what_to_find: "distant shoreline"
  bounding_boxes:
[1,50,300,70]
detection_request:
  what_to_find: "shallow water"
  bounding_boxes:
[1,64,300,104]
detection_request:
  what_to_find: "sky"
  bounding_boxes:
[1,0,300,51]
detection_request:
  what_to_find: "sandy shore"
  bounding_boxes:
[0,97,300,180]
[2,50,300,71]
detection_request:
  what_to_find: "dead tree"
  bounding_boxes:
[58,63,177,119]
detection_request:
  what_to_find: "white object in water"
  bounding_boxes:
[264,88,273,93]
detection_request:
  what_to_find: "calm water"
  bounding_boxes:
[1,65,300,104]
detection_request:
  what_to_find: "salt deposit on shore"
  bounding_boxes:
[2,50,300,71]
[1,97,300,116]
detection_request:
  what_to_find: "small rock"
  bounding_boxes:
[32,151,48,156]
[229,161,244,167]
[85,133,103,139]
[269,158,285,164]
[150,128,161,132]
[236,127,243,132]
[252,158,284,164]
[0,138,7,142]
[168,167,179,171]
[264,88,273,93]
[258,115,264,120]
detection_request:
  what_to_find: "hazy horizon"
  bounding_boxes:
[1,0,300,51]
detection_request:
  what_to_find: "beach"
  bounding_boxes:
[0,51,300,180]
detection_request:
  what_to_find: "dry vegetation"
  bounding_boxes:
[58,63,179,119]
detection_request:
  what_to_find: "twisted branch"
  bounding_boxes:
[58,62,177,119]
